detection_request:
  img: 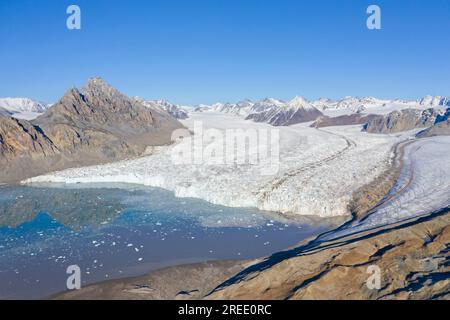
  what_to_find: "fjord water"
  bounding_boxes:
[0,184,337,299]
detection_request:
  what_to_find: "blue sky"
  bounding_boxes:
[1,0,450,105]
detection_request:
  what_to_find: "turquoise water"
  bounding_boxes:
[0,183,337,299]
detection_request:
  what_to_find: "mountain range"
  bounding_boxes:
[192,95,450,132]
[0,98,49,120]
[0,77,184,183]
[192,95,450,126]
[5,92,450,127]
[134,98,189,119]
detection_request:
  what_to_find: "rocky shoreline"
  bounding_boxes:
[53,207,449,300]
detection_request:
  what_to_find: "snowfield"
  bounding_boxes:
[24,112,404,217]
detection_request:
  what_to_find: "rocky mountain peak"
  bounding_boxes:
[0,77,185,183]
[82,77,128,103]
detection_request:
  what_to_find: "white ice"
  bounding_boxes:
[24,113,403,218]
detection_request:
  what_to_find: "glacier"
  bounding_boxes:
[323,135,450,239]
[24,112,403,218]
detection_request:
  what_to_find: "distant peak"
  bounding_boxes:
[288,96,315,110]
[85,77,111,89]
[290,96,308,104]
[82,77,126,100]
[261,97,284,105]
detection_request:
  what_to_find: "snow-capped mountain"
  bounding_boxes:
[315,96,393,113]
[0,98,48,119]
[419,95,450,107]
[194,96,323,126]
[193,104,212,112]
[174,94,450,126]
[0,98,48,113]
[214,100,255,116]
[288,96,316,110]
[246,96,323,126]
[196,98,284,114]
[135,98,189,119]
[193,100,256,116]
[311,98,336,110]
[250,98,285,113]
[310,95,450,115]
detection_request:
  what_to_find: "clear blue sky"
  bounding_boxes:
[1,0,450,105]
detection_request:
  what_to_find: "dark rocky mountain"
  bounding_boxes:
[364,108,440,134]
[416,108,450,137]
[417,119,450,137]
[0,77,184,183]
[311,114,378,128]
[246,97,323,126]
[310,107,449,134]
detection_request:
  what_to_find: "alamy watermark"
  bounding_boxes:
[367,5,381,30]
[66,265,81,290]
[67,5,81,30]
[64,5,381,31]
[170,121,280,176]
[366,265,381,290]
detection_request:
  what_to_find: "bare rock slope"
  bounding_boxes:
[207,211,449,300]
[416,108,450,137]
[364,108,441,133]
[0,78,184,183]
[417,119,450,137]
[311,114,378,128]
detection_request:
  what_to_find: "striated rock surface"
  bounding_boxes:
[0,77,184,183]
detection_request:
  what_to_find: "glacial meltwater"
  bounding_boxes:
[0,183,339,299]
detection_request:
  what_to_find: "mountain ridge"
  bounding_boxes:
[0,77,184,183]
